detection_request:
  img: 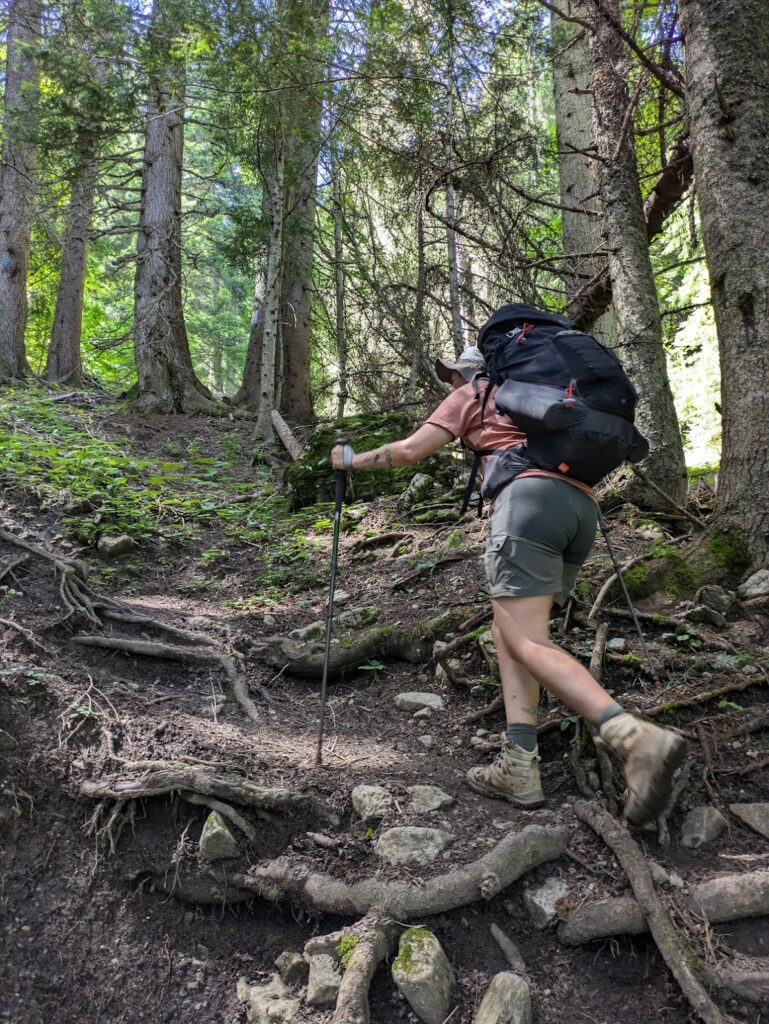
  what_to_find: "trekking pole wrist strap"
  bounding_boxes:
[341,443,355,469]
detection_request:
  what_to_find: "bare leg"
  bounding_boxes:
[493,605,544,727]
[492,595,614,723]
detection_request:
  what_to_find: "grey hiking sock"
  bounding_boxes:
[505,723,538,751]
[593,702,624,729]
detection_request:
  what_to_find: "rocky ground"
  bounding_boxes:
[0,392,768,1024]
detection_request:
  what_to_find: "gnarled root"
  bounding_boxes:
[333,911,398,1024]
[265,605,474,680]
[228,824,569,918]
[80,767,340,825]
[574,800,727,1024]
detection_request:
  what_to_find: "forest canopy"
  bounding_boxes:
[1,0,768,557]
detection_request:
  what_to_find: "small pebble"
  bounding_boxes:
[742,664,759,676]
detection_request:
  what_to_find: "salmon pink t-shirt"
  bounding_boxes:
[426,381,594,500]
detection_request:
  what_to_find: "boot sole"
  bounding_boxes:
[625,732,687,827]
[465,774,545,808]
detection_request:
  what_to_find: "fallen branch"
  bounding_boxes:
[574,800,727,1024]
[271,409,303,460]
[350,532,410,553]
[230,824,570,918]
[80,768,339,825]
[630,467,706,529]
[714,755,769,778]
[0,617,54,655]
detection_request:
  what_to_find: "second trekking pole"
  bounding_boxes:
[315,441,348,767]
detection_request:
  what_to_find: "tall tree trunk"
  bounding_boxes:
[552,3,617,348]
[232,267,266,409]
[330,135,348,420]
[277,0,327,425]
[254,141,285,442]
[407,204,426,404]
[132,0,212,414]
[46,141,99,386]
[587,0,687,506]
[0,0,42,380]
[679,0,769,562]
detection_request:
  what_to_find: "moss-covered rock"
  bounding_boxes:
[284,413,459,509]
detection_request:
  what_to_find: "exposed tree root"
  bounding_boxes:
[574,800,727,1024]
[490,923,528,974]
[700,962,769,1003]
[461,694,503,725]
[332,911,398,1024]
[715,755,769,777]
[0,616,54,655]
[97,607,217,646]
[180,791,261,846]
[390,552,476,592]
[0,553,29,583]
[228,824,569,918]
[80,768,340,825]
[265,605,474,680]
[350,532,411,554]
[657,762,692,849]
[602,608,737,653]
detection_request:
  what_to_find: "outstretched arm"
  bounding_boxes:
[331,423,454,471]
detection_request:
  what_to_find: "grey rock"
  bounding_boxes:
[376,826,453,866]
[403,473,440,508]
[199,811,240,862]
[351,784,392,821]
[606,637,627,653]
[737,569,769,600]
[713,653,740,671]
[306,953,342,1008]
[287,621,324,641]
[407,785,456,814]
[274,950,307,987]
[473,972,533,1024]
[649,861,684,888]
[522,877,569,929]
[695,585,735,614]
[333,589,351,606]
[394,692,444,712]
[558,897,648,946]
[684,605,727,628]
[263,614,277,629]
[97,534,137,558]
[681,806,728,849]
[338,605,381,630]
[729,803,769,840]
[741,664,759,676]
[236,974,299,1023]
[392,928,455,1024]
[636,526,665,541]
[413,707,433,720]
[418,734,435,750]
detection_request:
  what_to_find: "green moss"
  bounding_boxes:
[622,563,652,599]
[616,653,643,668]
[393,927,434,976]
[337,935,359,968]
[705,528,751,571]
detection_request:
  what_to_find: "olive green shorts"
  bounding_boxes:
[484,476,598,606]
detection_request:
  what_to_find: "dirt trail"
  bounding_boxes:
[1,406,768,1024]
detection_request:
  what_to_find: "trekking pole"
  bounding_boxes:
[315,440,348,767]
[597,515,661,687]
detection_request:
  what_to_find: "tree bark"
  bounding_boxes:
[276,0,327,425]
[254,140,285,442]
[132,0,212,414]
[679,0,769,562]
[552,2,617,348]
[0,0,42,381]
[330,134,348,419]
[232,267,266,409]
[46,142,100,386]
[587,0,688,506]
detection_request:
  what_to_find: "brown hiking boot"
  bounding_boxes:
[466,740,545,807]
[599,713,687,826]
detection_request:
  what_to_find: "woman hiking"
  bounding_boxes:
[330,343,685,827]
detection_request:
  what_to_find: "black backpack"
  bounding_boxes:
[470,303,648,500]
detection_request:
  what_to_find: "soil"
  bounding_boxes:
[1,406,768,1024]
